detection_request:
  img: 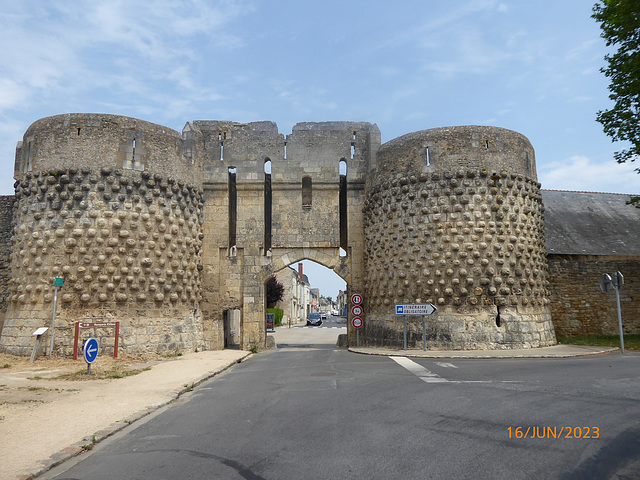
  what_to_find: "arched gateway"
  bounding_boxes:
[0,114,555,356]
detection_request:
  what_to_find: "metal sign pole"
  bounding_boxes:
[422,315,426,351]
[403,315,407,351]
[614,273,625,354]
[49,285,58,359]
[356,329,359,347]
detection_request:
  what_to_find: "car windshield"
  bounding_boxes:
[308,313,320,318]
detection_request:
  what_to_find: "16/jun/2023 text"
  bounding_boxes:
[507,426,599,439]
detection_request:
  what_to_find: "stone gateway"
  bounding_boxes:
[0,114,557,356]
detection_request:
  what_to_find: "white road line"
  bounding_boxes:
[390,356,449,383]
[435,362,458,368]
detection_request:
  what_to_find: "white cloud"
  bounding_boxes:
[539,155,640,194]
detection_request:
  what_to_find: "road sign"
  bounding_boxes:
[54,277,64,287]
[352,317,363,329]
[351,294,363,305]
[600,273,612,293]
[614,271,624,288]
[352,305,363,317]
[83,338,99,364]
[395,303,437,315]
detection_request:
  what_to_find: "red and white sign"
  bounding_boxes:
[351,294,363,305]
[351,305,363,317]
[352,317,363,329]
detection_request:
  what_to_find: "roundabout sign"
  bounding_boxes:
[83,338,99,374]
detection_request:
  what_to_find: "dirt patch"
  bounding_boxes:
[0,352,170,422]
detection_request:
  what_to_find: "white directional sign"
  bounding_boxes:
[395,304,437,315]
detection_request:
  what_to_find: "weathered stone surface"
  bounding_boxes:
[2,114,629,356]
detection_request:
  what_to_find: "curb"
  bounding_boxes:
[347,345,619,359]
[24,352,251,480]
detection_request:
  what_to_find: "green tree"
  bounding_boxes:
[266,276,285,308]
[592,1,640,167]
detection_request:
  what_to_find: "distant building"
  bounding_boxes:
[274,263,310,325]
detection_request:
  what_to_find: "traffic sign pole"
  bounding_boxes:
[403,315,407,351]
[601,272,625,354]
[49,277,64,358]
[614,272,625,354]
[422,315,426,351]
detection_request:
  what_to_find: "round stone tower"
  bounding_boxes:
[1,114,204,356]
[362,126,556,349]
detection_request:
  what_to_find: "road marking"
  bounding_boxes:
[435,362,458,368]
[390,356,449,383]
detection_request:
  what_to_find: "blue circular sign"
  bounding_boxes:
[83,338,99,364]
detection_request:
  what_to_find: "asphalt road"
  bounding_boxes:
[41,326,640,480]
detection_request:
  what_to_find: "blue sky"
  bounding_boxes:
[0,1,636,299]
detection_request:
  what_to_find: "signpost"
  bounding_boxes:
[351,294,364,347]
[266,313,275,333]
[30,327,48,363]
[83,337,99,375]
[395,303,438,351]
[73,322,120,360]
[601,272,625,353]
[49,277,63,358]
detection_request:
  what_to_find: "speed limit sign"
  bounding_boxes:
[351,305,363,317]
[351,294,362,305]
[352,317,363,329]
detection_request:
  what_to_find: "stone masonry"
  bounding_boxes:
[0,114,558,355]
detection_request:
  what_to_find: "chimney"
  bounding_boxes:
[298,262,303,280]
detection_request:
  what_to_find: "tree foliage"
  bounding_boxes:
[266,275,285,308]
[592,0,640,166]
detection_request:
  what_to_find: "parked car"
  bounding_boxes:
[307,312,322,326]
[320,311,327,320]
[331,309,339,316]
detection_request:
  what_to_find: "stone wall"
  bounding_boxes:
[8,114,639,354]
[196,121,378,350]
[548,255,640,336]
[0,196,14,334]
[0,114,204,356]
[363,126,555,349]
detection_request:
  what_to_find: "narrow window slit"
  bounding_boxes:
[426,147,430,166]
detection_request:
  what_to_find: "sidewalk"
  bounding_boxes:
[349,344,619,358]
[0,350,250,480]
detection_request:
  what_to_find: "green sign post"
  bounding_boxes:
[49,277,63,358]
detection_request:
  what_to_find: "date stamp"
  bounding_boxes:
[507,426,600,439]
